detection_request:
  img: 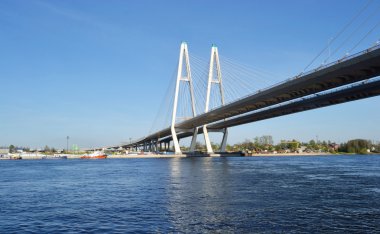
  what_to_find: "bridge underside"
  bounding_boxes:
[208,78,380,130]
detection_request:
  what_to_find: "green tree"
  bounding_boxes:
[180,146,189,152]
[9,145,16,153]
[340,139,371,154]
[44,145,51,153]
[195,142,206,151]
[211,142,220,151]
[288,140,299,151]
[260,135,274,145]
[226,144,233,152]
[309,140,318,150]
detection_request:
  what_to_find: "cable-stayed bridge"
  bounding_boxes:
[109,42,380,155]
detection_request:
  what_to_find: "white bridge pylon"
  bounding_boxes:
[171,42,228,154]
[171,42,198,154]
[203,45,228,154]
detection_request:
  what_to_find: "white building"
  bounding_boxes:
[0,148,9,154]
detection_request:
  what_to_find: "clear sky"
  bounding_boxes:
[1,0,380,149]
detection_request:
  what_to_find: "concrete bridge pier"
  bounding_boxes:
[203,127,228,153]
[143,141,147,152]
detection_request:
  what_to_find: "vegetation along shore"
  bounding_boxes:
[1,136,379,160]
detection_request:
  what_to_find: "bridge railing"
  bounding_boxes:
[207,43,380,113]
[301,43,380,78]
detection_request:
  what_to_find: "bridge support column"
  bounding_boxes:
[170,42,197,155]
[220,128,228,152]
[171,128,181,154]
[203,44,227,154]
[152,140,156,152]
[203,126,213,154]
[189,127,198,152]
[203,127,228,153]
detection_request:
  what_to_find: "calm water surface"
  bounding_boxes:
[1,155,380,233]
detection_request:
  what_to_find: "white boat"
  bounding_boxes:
[81,151,107,159]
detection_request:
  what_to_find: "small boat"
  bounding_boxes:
[42,155,68,160]
[81,151,107,159]
[10,155,22,160]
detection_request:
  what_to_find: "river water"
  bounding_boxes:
[0,155,379,233]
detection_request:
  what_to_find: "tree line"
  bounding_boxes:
[3,137,380,154]
[181,136,380,154]
[1,145,62,153]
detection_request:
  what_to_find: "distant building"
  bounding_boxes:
[329,143,339,151]
[0,148,9,154]
[297,146,307,153]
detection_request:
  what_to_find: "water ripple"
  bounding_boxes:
[0,155,380,232]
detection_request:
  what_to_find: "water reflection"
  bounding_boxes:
[167,157,238,231]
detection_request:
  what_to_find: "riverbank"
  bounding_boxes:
[249,152,332,156]
[2,152,378,160]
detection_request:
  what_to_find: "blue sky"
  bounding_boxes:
[0,0,380,149]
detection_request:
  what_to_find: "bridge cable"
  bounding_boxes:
[324,4,380,63]
[303,0,373,71]
[349,18,380,53]
[149,66,177,133]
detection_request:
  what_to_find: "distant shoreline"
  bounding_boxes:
[249,152,332,156]
[2,152,379,160]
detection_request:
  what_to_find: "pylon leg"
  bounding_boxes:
[189,128,198,152]
[171,127,182,154]
[203,125,213,154]
[220,129,228,152]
